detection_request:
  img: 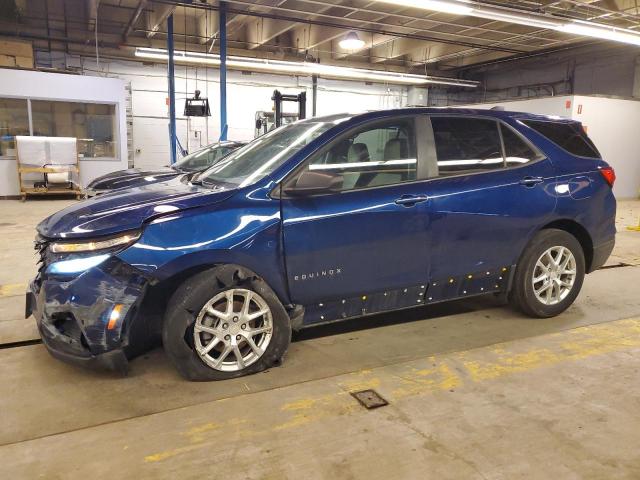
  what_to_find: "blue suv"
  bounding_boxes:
[27,108,616,380]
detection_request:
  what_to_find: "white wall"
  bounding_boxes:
[71,56,407,170]
[460,95,640,198]
[0,69,128,196]
[1,57,408,194]
[570,96,640,200]
[461,95,575,119]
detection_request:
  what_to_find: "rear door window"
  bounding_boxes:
[431,117,503,176]
[522,119,600,158]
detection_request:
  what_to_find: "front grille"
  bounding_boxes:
[34,235,51,285]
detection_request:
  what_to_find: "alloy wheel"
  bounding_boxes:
[193,289,273,372]
[532,246,577,306]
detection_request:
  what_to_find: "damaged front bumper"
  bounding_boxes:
[26,256,149,374]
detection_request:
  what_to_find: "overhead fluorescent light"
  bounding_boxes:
[468,10,559,30]
[339,32,366,50]
[380,0,473,16]
[375,0,640,47]
[559,21,640,46]
[134,47,479,87]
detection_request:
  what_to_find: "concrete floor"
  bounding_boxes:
[0,198,639,479]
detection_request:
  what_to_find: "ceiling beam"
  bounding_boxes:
[245,17,292,49]
[290,23,344,53]
[370,37,427,63]
[152,0,525,56]
[196,10,219,44]
[146,1,175,38]
[196,9,247,48]
[123,0,147,42]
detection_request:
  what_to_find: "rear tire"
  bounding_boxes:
[162,265,291,381]
[509,229,585,318]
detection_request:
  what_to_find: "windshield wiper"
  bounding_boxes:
[189,177,218,189]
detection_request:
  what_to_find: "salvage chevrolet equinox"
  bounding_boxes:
[27,108,616,380]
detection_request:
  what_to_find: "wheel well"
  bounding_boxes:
[129,264,217,351]
[540,219,594,271]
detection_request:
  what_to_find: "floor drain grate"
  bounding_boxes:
[351,389,389,409]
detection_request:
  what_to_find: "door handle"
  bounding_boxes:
[519,176,544,187]
[394,195,430,206]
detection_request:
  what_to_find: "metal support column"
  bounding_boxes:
[312,75,317,117]
[273,90,283,128]
[219,1,228,141]
[167,14,177,164]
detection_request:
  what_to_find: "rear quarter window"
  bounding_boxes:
[522,119,601,158]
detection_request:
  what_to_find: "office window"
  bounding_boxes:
[0,98,29,156]
[31,100,117,158]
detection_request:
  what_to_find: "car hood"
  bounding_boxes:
[38,178,236,239]
[87,167,180,191]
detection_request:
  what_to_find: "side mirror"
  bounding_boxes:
[255,119,263,130]
[284,170,343,196]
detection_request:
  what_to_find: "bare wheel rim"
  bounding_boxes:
[532,246,577,306]
[193,288,273,372]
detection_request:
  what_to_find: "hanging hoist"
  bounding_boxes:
[184,90,211,117]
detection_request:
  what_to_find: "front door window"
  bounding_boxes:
[303,119,417,191]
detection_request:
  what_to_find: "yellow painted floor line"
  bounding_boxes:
[0,283,27,298]
[141,317,640,463]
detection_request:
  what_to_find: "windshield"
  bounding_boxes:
[198,122,333,188]
[173,144,238,172]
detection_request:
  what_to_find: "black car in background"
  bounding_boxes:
[85,140,246,196]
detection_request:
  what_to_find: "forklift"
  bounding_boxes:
[254,90,306,137]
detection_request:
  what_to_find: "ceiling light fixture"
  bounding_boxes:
[375,0,640,47]
[558,20,640,46]
[339,32,366,50]
[134,47,479,87]
[379,0,473,16]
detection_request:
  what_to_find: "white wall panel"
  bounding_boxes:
[86,57,406,166]
[463,95,575,118]
[0,57,407,189]
[132,117,188,171]
[571,96,640,199]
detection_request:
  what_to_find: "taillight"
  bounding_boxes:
[599,166,616,187]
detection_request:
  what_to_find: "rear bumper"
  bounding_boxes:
[589,238,615,273]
